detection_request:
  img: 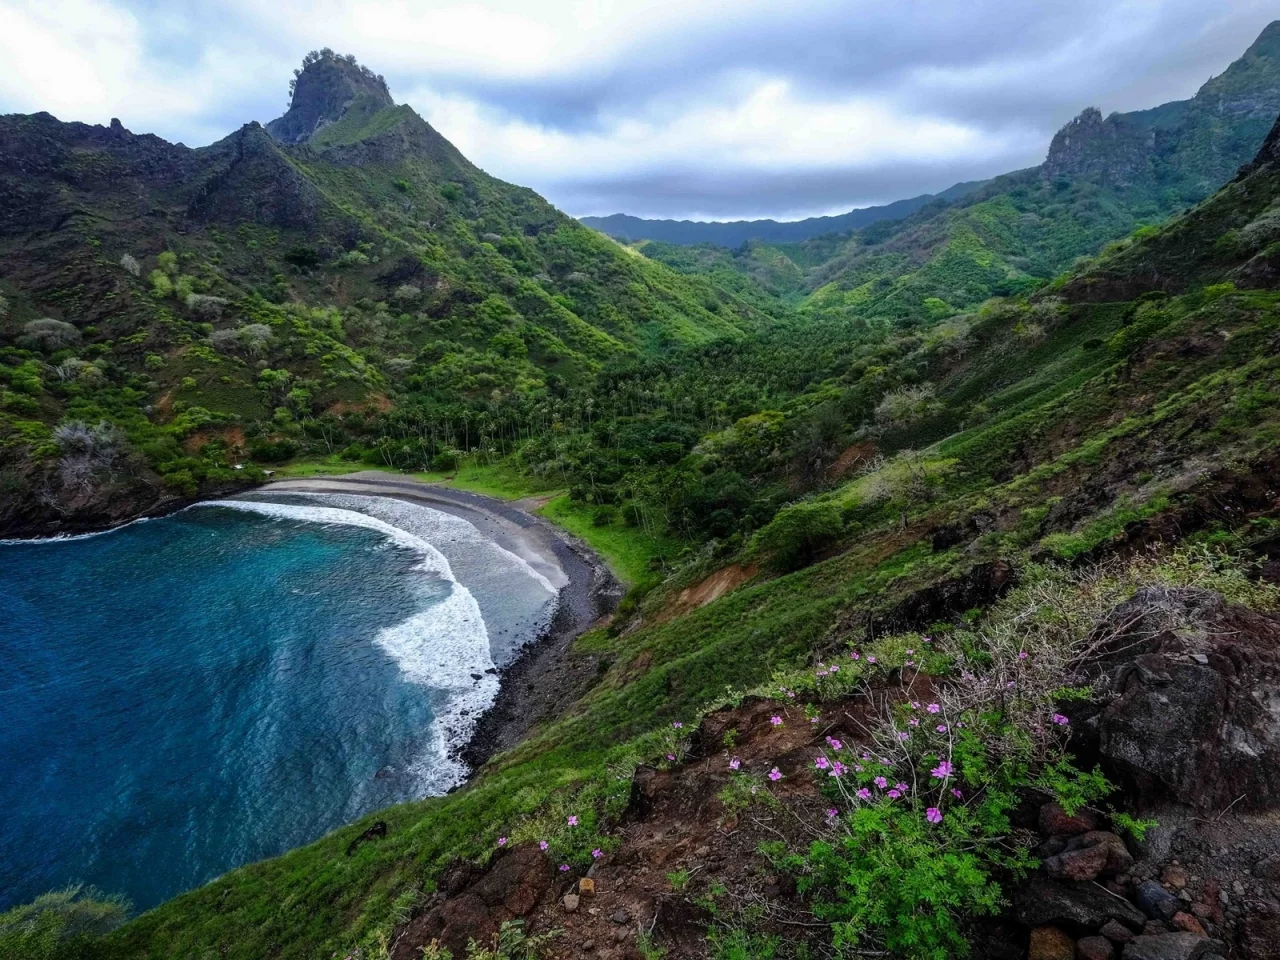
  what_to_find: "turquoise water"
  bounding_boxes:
[0,494,556,912]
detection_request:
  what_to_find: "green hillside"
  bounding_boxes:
[0,51,762,535]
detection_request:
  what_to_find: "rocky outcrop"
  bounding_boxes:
[1090,587,1280,812]
[265,54,393,145]
[1043,108,1157,188]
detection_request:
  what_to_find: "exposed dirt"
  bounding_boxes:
[653,562,760,625]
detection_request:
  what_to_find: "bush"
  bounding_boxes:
[874,384,940,430]
[248,438,298,463]
[21,318,80,352]
[752,500,843,571]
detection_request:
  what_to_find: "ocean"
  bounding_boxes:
[0,492,557,912]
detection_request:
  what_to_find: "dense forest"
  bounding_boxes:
[4,27,1280,960]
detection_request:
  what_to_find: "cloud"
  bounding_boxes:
[0,0,1274,219]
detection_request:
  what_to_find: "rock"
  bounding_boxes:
[1016,878,1146,930]
[345,820,388,856]
[582,941,595,952]
[1101,920,1137,943]
[1044,832,1134,881]
[1143,922,1170,936]
[578,877,596,897]
[1078,935,1117,960]
[1095,588,1280,812]
[611,908,631,924]
[1136,880,1182,920]
[1029,925,1075,960]
[1170,912,1205,936]
[1232,880,1246,896]
[1161,865,1188,890]
[563,893,580,913]
[1040,802,1101,837]
[1121,934,1221,960]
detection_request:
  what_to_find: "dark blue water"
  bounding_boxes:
[0,506,450,912]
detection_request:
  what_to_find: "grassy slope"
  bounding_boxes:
[96,141,1280,960]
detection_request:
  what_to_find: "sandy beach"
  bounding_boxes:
[263,472,622,771]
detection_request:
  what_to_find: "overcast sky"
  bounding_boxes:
[1,0,1275,221]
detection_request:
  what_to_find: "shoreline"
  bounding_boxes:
[260,472,624,777]
[2,470,624,781]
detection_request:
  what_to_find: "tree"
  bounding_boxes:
[752,500,844,571]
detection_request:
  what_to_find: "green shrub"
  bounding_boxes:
[752,500,844,571]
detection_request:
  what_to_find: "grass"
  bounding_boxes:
[536,495,675,588]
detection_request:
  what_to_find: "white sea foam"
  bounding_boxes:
[195,498,507,793]
[0,516,152,546]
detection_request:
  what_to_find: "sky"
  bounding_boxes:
[0,0,1275,221]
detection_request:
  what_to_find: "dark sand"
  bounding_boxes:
[264,472,623,773]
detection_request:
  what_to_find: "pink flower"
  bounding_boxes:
[931,760,953,779]
[830,664,840,673]
[666,754,676,761]
[1052,713,1070,725]
[1018,651,1028,660]
[888,789,901,799]
[829,761,847,777]
[926,807,943,824]
[559,864,570,872]
[672,721,683,729]
[850,651,861,660]
[729,757,741,770]
[898,731,910,741]
[497,837,507,847]
[567,816,578,826]
[826,808,839,819]
[592,849,603,859]
[856,788,872,800]
[825,737,843,751]
[814,756,831,770]
[909,718,920,727]
[926,703,941,714]
[906,649,914,655]
[866,655,877,664]
[768,767,782,782]
[951,788,963,799]
[895,782,909,792]
[539,840,549,851]
[809,716,819,724]
[936,724,948,733]
[874,776,888,789]
[770,715,783,726]
[923,636,932,644]
[853,764,863,772]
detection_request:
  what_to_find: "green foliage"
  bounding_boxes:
[752,500,844,571]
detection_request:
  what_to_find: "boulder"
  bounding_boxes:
[1043,831,1134,881]
[1094,588,1280,812]
[1121,934,1221,960]
[1040,802,1101,837]
[1135,880,1181,921]
[1101,919,1137,943]
[1078,935,1117,960]
[1015,878,1146,931]
[1170,912,1205,936]
[1029,925,1075,960]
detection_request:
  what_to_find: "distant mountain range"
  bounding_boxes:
[580,181,989,247]
[587,22,1280,252]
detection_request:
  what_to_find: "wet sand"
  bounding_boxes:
[264,472,623,773]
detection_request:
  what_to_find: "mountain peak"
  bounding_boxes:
[266,49,394,145]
